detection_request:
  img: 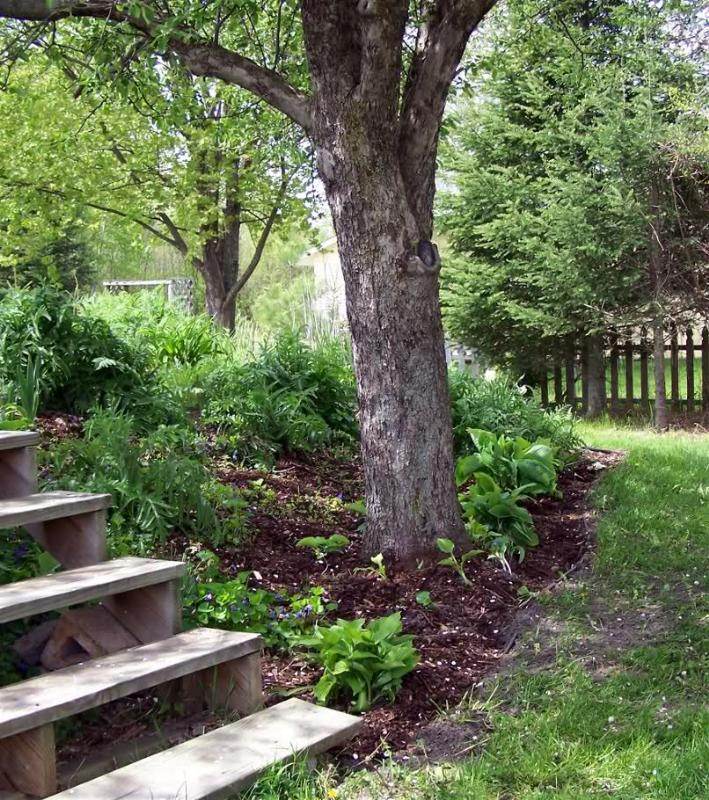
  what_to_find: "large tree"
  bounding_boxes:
[0,0,497,564]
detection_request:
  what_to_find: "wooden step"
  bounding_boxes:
[0,557,184,624]
[47,698,362,799]
[0,432,40,501]
[0,628,262,740]
[0,430,40,451]
[0,492,112,530]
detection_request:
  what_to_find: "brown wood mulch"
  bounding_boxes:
[31,415,619,762]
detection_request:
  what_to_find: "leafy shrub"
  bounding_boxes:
[142,313,223,367]
[455,428,559,496]
[0,287,177,425]
[459,472,538,570]
[41,409,245,553]
[203,330,357,461]
[302,612,419,712]
[449,371,582,459]
[184,571,333,649]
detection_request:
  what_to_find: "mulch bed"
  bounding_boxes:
[30,415,620,764]
[190,446,620,758]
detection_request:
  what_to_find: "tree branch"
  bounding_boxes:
[398,0,498,233]
[222,167,291,307]
[0,1,313,131]
[3,176,186,249]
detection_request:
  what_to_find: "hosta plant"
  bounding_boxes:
[296,533,349,558]
[459,472,539,571]
[302,612,419,712]
[455,428,559,497]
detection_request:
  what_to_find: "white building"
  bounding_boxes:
[301,235,481,374]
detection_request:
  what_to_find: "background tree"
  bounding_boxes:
[0,0,500,564]
[439,0,707,418]
[0,44,311,327]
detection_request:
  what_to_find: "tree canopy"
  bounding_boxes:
[439,0,708,374]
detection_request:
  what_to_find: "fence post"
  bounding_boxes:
[686,326,694,414]
[609,332,619,415]
[553,361,563,405]
[624,338,634,413]
[670,323,680,412]
[640,326,649,408]
[540,370,549,407]
[565,338,576,408]
[702,326,709,412]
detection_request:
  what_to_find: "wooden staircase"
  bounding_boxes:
[0,431,360,799]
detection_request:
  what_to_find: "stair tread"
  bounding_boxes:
[0,628,262,739]
[47,698,362,800]
[0,491,112,529]
[0,430,40,451]
[0,556,184,624]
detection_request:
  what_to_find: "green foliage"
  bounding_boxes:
[296,534,349,558]
[439,0,707,369]
[415,590,433,608]
[459,473,538,571]
[42,409,244,553]
[184,571,333,650]
[455,428,558,497]
[0,287,175,423]
[449,371,582,459]
[1,224,97,292]
[436,538,479,586]
[302,613,419,712]
[203,330,357,462]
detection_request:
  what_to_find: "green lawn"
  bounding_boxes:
[246,425,709,799]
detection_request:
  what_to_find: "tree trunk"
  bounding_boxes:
[332,188,466,564]
[197,245,237,330]
[653,321,668,429]
[310,121,466,564]
[585,333,607,418]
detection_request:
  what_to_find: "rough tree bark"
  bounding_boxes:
[0,0,497,564]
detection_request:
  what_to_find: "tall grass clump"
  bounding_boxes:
[0,287,179,426]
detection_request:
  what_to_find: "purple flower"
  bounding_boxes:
[202,592,214,602]
[13,543,30,563]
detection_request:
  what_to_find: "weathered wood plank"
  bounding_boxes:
[686,326,694,413]
[539,372,549,406]
[0,724,55,797]
[0,557,184,625]
[0,492,111,530]
[0,446,37,501]
[47,699,362,800]
[28,510,107,570]
[553,361,563,405]
[104,579,183,644]
[670,324,680,410]
[609,333,619,413]
[0,431,40,451]
[0,629,261,739]
[640,327,649,406]
[624,338,634,412]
